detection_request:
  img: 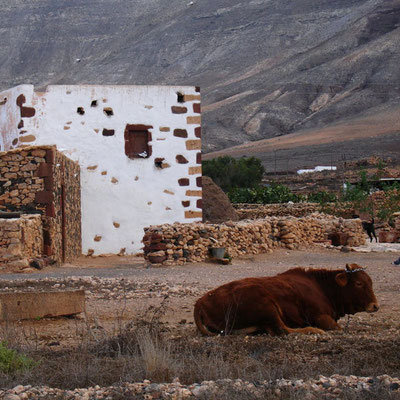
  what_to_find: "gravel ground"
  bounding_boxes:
[1,374,400,399]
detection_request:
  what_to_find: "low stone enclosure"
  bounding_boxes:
[0,145,81,269]
[143,214,365,266]
[234,202,400,241]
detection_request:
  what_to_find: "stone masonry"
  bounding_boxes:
[143,214,365,265]
[0,145,81,265]
[0,215,42,269]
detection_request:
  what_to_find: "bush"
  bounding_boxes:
[203,156,265,192]
[307,191,337,204]
[0,341,36,374]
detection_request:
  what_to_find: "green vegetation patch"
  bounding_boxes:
[0,341,37,374]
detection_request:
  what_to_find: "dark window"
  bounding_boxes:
[177,92,185,103]
[124,124,153,159]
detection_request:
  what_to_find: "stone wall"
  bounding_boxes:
[0,147,47,213]
[0,145,81,264]
[0,215,43,269]
[234,203,321,219]
[143,215,365,265]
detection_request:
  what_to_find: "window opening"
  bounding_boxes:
[177,92,185,103]
[124,124,153,159]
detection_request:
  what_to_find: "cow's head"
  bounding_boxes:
[335,263,379,314]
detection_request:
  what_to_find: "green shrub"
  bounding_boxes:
[227,187,261,204]
[0,341,36,374]
[203,156,265,192]
[307,191,337,204]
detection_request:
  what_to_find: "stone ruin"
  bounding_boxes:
[0,145,81,271]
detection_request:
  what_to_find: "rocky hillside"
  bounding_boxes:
[1,0,399,153]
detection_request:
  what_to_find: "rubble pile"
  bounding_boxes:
[202,176,239,223]
[369,190,400,209]
[143,215,365,265]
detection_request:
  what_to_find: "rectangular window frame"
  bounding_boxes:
[124,124,153,159]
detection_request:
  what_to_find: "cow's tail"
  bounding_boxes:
[193,302,217,336]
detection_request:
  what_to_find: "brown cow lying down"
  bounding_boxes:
[194,264,379,336]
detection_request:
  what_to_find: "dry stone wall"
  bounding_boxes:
[234,203,321,219]
[0,147,47,213]
[143,214,365,265]
[0,215,42,269]
[0,145,81,264]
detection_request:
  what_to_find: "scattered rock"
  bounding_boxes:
[1,375,399,399]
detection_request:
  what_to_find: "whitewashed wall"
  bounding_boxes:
[0,85,36,151]
[0,85,202,255]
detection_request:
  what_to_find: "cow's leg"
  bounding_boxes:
[261,301,325,335]
[267,320,326,335]
[283,326,326,335]
[232,326,259,335]
[314,314,342,331]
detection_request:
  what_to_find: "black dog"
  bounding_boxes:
[362,218,378,242]
[353,215,378,242]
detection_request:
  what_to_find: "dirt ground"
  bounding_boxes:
[0,246,400,393]
[1,247,399,348]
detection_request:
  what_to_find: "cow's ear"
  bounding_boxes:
[335,272,348,287]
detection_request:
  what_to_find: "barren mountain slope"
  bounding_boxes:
[0,0,399,153]
[204,103,400,171]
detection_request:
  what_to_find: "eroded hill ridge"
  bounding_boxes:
[0,0,399,153]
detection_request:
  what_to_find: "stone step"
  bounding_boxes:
[0,290,85,321]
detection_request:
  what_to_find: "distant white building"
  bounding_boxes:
[0,84,202,255]
[297,166,337,174]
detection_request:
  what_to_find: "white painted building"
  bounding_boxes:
[0,84,202,255]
